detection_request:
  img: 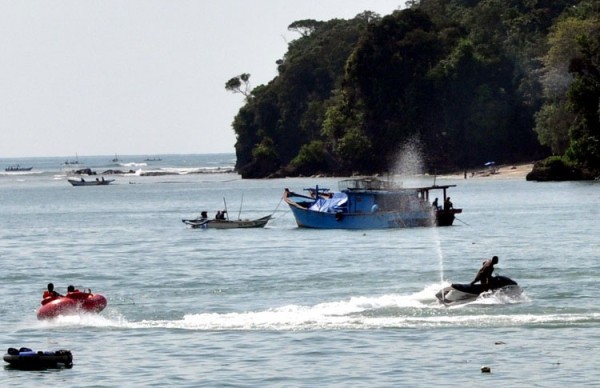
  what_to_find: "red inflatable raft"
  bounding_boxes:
[37,290,107,319]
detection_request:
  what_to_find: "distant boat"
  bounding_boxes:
[5,165,33,172]
[144,157,162,162]
[182,215,271,229]
[284,177,462,229]
[112,154,121,163]
[68,177,114,186]
[63,153,80,165]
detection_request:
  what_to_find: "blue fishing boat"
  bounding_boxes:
[283,178,461,229]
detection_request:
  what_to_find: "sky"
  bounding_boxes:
[0,1,403,158]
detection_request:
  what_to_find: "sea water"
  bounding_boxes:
[1,154,599,386]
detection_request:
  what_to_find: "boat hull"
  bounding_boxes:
[37,292,107,319]
[287,205,435,229]
[4,348,73,369]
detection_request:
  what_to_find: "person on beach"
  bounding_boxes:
[470,256,499,291]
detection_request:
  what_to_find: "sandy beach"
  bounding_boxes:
[441,162,534,180]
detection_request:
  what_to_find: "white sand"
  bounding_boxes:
[441,163,534,180]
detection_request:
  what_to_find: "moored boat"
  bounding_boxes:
[3,347,73,369]
[283,177,462,229]
[37,290,107,319]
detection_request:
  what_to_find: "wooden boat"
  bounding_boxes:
[4,347,73,369]
[183,196,271,229]
[182,215,271,229]
[283,177,462,229]
[5,165,33,172]
[68,177,114,186]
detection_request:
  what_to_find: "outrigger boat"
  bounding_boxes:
[182,215,272,229]
[182,196,272,229]
[283,177,461,229]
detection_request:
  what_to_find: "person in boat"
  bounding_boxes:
[67,285,79,293]
[44,283,63,298]
[200,211,208,220]
[432,198,439,209]
[470,256,499,291]
[215,210,227,220]
[444,197,453,211]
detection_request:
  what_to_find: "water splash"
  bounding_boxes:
[391,135,424,177]
[31,286,539,331]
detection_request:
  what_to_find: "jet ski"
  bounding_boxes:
[436,275,521,305]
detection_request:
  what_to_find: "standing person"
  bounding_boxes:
[432,197,439,209]
[470,256,499,291]
[444,197,453,210]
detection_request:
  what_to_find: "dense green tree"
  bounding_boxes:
[566,32,600,169]
[225,2,599,178]
[228,14,379,177]
[535,17,598,155]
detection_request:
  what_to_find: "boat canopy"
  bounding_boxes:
[308,192,348,212]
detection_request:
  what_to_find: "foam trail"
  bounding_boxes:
[29,287,549,331]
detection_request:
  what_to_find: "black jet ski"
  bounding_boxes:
[436,275,521,305]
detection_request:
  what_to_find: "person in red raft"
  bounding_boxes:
[43,283,63,298]
[37,283,107,320]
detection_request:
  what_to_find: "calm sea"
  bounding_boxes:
[1,154,599,386]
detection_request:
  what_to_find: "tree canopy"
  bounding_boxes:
[225,1,600,178]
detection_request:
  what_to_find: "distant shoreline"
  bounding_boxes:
[439,162,534,180]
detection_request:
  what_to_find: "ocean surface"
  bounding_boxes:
[1,154,599,386]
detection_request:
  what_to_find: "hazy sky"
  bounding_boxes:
[0,1,402,158]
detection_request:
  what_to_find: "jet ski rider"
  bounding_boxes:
[470,256,499,291]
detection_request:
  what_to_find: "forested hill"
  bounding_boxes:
[226,1,600,179]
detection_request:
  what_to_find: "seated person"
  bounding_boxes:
[43,283,63,298]
[67,285,79,293]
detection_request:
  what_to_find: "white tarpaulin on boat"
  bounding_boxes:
[308,193,348,212]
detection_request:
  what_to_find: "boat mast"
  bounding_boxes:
[237,193,244,220]
[223,197,229,220]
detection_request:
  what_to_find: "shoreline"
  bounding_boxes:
[439,162,534,180]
